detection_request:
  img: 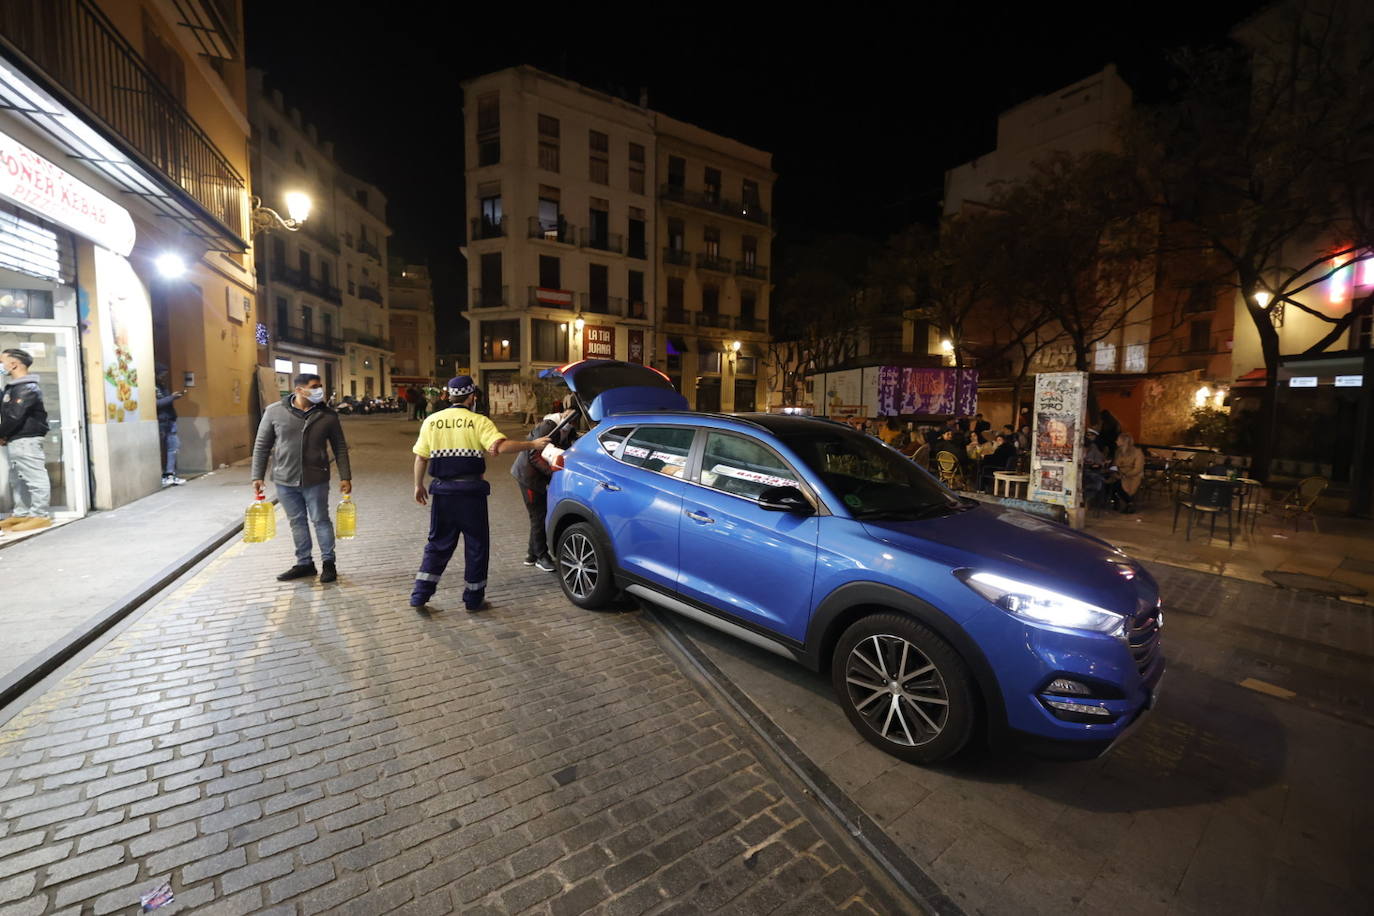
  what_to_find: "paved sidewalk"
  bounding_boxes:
[0,416,904,915]
[0,465,255,686]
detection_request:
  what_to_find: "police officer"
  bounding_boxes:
[410,375,549,610]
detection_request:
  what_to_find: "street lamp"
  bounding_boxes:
[250,191,312,233]
[1253,290,1272,308]
[573,315,586,333]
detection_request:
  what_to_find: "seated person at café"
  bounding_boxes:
[1082,429,1109,506]
[878,416,908,449]
[933,428,966,469]
[978,434,1019,490]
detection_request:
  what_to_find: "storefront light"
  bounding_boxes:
[155,253,186,278]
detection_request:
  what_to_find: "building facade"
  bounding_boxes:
[248,72,391,401]
[461,67,656,414]
[0,0,257,515]
[654,114,774,412]
[388,259,437,390]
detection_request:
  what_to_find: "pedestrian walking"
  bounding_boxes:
[155,367,187,486]
[405,385,422,421]
[0,348,51,532]
[251,373,352,583]
[521,386,539,425]
[511,394,578,571]
[409,375,549,611]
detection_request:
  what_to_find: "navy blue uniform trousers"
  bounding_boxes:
[412,479,490,608]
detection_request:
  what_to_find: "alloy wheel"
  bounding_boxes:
[843,634,950,747]
[559,532,598,600]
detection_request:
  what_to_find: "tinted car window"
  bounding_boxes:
[701,432,801,500]
[782,426,961,519]
[620,426,694,478]
[599,426,633,455]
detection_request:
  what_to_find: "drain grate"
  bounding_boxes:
[1263,570,1368,597]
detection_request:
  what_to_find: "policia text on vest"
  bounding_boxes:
[409,376,550,610]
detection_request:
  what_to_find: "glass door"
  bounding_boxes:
[0,326,86,517]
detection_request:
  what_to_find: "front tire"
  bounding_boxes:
[831,613,976,764]
[555,522,617,609]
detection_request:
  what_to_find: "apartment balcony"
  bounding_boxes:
[659,184,771,228]
[471,286,509,309]
[346,329,392,351]
[696,253,733,274]
[0,0,249,250]
[528,217,575,245]
[470,217,505,241]
[664,308,693,326]
[528,286,575,310]
[737,316,768,333]
[663,247,693,267]
[271,264,341,304]
[627,240,647,260]
[357,283,383,304]
[626,300,648,320]
[275,326,344,354]
[580,294,626,317]
[357,238,382,262]
[696,311,734,330]
[302,219,341,254]
[580,230,623,255]
[735,262,769,282]
[167,0,240,59]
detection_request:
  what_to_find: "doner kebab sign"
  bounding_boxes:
[0,129,136,257]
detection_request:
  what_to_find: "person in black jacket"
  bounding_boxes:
[510,394,578,570]
[155,367,187,486]
[0,348,51,531]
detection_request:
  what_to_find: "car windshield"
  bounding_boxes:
[780,426,963,520]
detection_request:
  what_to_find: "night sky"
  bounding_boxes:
[246,3,1265,349]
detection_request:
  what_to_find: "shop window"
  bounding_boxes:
[481,320,519,361]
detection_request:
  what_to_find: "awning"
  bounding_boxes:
[666,335,690,355]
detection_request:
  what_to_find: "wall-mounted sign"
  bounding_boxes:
[583,324,614,359]
[0,129,135,256]
[1335,375,1364,387]
[627,328,644,364]
[1288,376,1318,388]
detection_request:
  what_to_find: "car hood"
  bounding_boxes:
[861,503,1157,616]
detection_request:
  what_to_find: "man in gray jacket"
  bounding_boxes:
[252,373,352,583]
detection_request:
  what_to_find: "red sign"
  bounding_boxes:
[583,324,615,359]
[627,329,644,364]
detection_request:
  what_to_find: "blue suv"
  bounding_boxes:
[546,361,1164,763]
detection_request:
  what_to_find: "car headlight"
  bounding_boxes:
[958,570,1125,635]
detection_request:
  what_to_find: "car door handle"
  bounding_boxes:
[686,510,714,524]
[598,481,621,492]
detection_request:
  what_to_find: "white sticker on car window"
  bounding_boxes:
[709,464,798,489]
[623,445,650,459]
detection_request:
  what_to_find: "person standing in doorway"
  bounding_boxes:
[155,367,187,486]
[0,348,51,532]
[409,375,549,611]
[252,373,352,583]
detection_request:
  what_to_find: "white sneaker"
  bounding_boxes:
[161,475,173,487]
[169,476,187,486]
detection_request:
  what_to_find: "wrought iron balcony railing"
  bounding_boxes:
[471,286,509,309]
[696,311,734,329]
[470,216,505,240]
[580,294,626,316]
[0,0,249,249]
[737,317,768,333]
[663,247,692,267]
[696,253,733,274]
[357,238,382,262]
[271,264,341,304]
[357,283,383,304]
[664,308,692,326]
[580,230,623,254]
[346,329,392,350]
[735,262,768,281]
[528,216,574,245]
[659,184,770,227]
[275,326,344,353]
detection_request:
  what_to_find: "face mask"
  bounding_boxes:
[304,388,325,404]
[0,366,8,377]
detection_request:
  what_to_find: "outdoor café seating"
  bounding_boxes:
[1274,476,1329,533]
[1173,475,1238,545]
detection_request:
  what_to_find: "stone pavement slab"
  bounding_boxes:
[0,465,254,686]
[0,416,909,915]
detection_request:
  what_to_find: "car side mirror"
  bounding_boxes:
[758,485,813,514]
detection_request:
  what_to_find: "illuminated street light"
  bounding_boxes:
[573,315,585,332]
[1253,290,1272,308]
[155,253,186,278]
[730,340,742,352]
[940,339,953,351]
[250,192,312,233]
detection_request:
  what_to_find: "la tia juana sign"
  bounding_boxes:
[0,129,136,256]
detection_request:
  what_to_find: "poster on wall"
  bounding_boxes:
[818,369,865,416]
[483,369,521,415]
[1030,371,1087,509]
[93,246,152,424]
[875,367,978,417]
[627,328,644,364]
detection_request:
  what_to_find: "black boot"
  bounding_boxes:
[319,561,337,583]
[277,563,317,581]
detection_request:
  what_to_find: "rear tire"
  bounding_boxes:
[555,522,617,609]
[831,613,976,764]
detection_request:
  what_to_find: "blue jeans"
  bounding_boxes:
[159,419,179,476]
[275,482,334,565]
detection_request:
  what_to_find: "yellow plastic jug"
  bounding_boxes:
[336,495,356,539]
[244,494,276,543]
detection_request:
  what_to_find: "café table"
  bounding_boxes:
[1199,474,1263,531]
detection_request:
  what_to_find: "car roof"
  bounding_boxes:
[593,410,855,437]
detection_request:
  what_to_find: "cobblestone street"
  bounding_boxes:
[0,417,906,915]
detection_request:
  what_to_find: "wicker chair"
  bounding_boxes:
[910,443,930,469]
[935,452,966,491]
[1275,476,1328,532]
